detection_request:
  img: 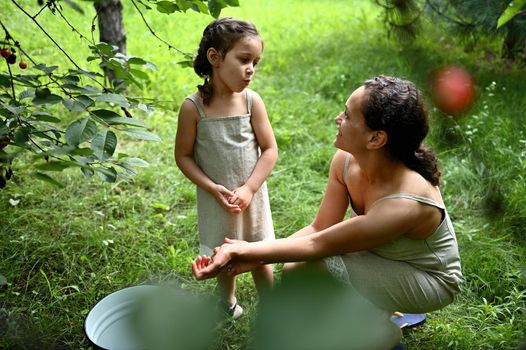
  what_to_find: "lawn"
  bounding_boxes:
[1,0,525,349]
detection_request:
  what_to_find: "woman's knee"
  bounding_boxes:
[281,261,306,276]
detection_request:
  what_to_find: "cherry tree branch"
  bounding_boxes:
[130,0,191,58]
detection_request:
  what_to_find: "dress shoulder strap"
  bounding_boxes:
[246,89,253,115]
[185,94,206,120]
[373,193,445,210]
[343,152,351,185]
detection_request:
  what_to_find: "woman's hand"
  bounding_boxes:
[192,239,262,279]
[192,241,236,280]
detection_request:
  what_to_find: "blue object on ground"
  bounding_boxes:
[390,313,427,329]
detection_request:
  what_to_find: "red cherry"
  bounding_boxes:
[0,135,10,149]
[7,54,16,64]
[432,66,475,116]
[19,61,28,69]
[0,49,10,58]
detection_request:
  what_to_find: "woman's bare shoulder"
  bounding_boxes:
[402,170,443,204]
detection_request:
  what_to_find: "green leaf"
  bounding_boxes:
[35,161,78,171]
[65,118,98,146]
[91,109,121,119]
[69,69,103,80]
[176,0,193,11]
[207,0,226,18]
[1,103,25,116]
[497,0,526,29]
[34,146,76,157]
[91,109,147,127]
[32,94,63,105]
[157,1,179,13]
[128,57,147,65]
[91,109,146,128]
[107,58,127,70]
[192,0,209,14]
[135,0,152,10]
[130,69,150,81]
[78,85,102,95]
[143,62,158,71]
[81,166,95,178]
[63,0,84,14]
[96,166,117,182]
[63,96,94,111]
[77,95,95,107]
[177,59,194,68]
[35,88,51,98]
[224,0,239,5]
[121,157,149,167]
[72,147,94,156]
[96,93,130,108]
[91,130,117,161]
[0,122,9,136]
[137,103,151,113]
[0,74,10,87]
[93,42,116,56]
[19,90,35,100]
[13,74,41,86]
[13,127,30,144]
[122,128,162,142]
[33,64,59,75]
[117,162,138,176]
[105,117,147,127]
[61,75,81,84]
[35,146,93,157]
[31,111,61,123]
[32,172,65,188]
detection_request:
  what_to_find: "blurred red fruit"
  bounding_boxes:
[7,54,16,64]
[1,49,10,58]
[432,66,475,116]
[0,135,10,149]
[19,61,28,69]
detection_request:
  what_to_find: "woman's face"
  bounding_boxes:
[334,86,371,153]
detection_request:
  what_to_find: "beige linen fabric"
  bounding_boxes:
[186,90,274,255]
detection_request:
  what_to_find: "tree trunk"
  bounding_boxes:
[501,19,526,63]
[94,0,126,85]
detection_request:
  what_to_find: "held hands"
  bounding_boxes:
[192,238,262,280]
[229,185,255,211]
[210,184,242,214]
[192,239,235,280]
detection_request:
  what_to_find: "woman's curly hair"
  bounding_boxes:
[362,75,441,186]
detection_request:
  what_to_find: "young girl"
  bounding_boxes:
[175,18,277,318]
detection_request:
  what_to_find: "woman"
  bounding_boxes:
[192,75,462,325]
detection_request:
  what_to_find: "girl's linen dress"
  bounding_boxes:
[186,89,275,255]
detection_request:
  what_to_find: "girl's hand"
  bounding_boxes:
[229,185,255,211]
[192,247,233,280]
[192,255,212,276]
[211,184,242,214]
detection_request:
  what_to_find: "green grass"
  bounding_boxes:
[1,0,526,349]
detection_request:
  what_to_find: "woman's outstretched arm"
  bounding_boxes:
[192,193,425,280]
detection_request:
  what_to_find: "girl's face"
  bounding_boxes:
[334,86,371,153]
[213,36,262,93]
